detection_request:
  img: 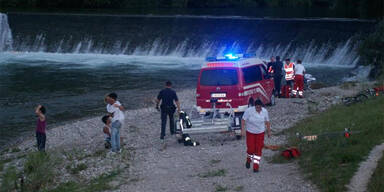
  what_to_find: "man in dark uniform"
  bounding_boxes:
[273,56,284,97]
[155,81,181,141]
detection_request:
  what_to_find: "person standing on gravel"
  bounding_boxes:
[292,60,306,98]
[284,58,295,90]
[35,104,47,152]
[241,100,271,172]
[155,81,181,143]
[273,56,284,97]
[106,93,125,154]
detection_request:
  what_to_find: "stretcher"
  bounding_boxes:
[175,99,242,138]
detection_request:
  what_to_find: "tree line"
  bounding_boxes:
[0,0,382,19]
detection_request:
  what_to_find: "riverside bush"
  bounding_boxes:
[359,20,384,80]
[0,166,19,192]
[23,152,56,191]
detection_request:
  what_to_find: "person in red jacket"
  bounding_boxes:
[241,100,271,172]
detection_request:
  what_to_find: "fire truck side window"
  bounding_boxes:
[200,69,238,86]
[260,66,268,79]
[242,65,262,84]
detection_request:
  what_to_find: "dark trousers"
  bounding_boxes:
[286,80,294,89]
[160,109,175,139]
[36,132,46,151]
[274,75,282,96]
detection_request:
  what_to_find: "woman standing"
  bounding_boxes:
[241,100,271,172]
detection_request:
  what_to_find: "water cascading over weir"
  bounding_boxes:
[0,13,13,51]
[5,13,376,67]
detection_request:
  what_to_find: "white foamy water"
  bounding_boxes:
[10,34,360,67]
[0,52,204,70]
[0,13,13,51]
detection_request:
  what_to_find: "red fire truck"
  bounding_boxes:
[176,54,275,136]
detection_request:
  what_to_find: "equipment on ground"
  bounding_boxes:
[341,88,379,106]
[281,147,300,159]
[304,73,316,93]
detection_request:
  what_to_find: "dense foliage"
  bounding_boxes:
[359,20,384,79]
[0,0,383,19]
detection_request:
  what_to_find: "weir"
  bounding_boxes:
[5,13,375,67]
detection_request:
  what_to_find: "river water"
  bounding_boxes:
[0,13,376,149]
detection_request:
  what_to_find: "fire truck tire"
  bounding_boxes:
[236,135,242,140]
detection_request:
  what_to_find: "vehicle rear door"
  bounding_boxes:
[197,67,239,108]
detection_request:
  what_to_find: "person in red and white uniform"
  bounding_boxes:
[241,100,271,172]
[292,60,306,98]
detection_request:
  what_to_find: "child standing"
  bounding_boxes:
[102,115,112,149]
[105,93,125,153]
[35,105,46,151]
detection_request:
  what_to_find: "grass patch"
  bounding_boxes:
[23,152,57,191]
[198,169,226,178]
[340,81,358,89]
[69,163,88,174]
[367,155,384,192]
[215,184,228,192]
[284,96,384,191]
[0,166,19,192]
[11,147,21,153]
[93,149,106,157]
[0,158,13,172]
[1,152,60,192]
[210,159,221,165]
[47,181,80,192]
[234,185,244,191]
[48,171,120,192]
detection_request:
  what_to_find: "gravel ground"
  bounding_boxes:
[1,83,372,191]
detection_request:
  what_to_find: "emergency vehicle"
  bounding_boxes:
[176,53,275,136]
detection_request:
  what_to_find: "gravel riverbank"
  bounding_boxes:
[0,83,371,191]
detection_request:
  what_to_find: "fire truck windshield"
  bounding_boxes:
[200,69,238,86]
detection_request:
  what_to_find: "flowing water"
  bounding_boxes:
[0,13,376,149]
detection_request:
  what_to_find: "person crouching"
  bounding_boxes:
[102,115,112,149]
[241,100,271,172]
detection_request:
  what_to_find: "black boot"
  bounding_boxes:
[245,161,250,169]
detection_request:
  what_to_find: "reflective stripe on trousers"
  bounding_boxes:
[248,154,261,164]
[246,131,264,170]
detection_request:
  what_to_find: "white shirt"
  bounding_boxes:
[242,107,269,134]
[106,101,125,122]
[295,64,305,76]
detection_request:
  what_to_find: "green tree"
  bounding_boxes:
[359,20,384,79]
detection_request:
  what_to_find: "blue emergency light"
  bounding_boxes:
[205,53,255,61]
[224,53,239,60]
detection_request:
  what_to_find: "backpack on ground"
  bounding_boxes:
[281,147,300,159]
